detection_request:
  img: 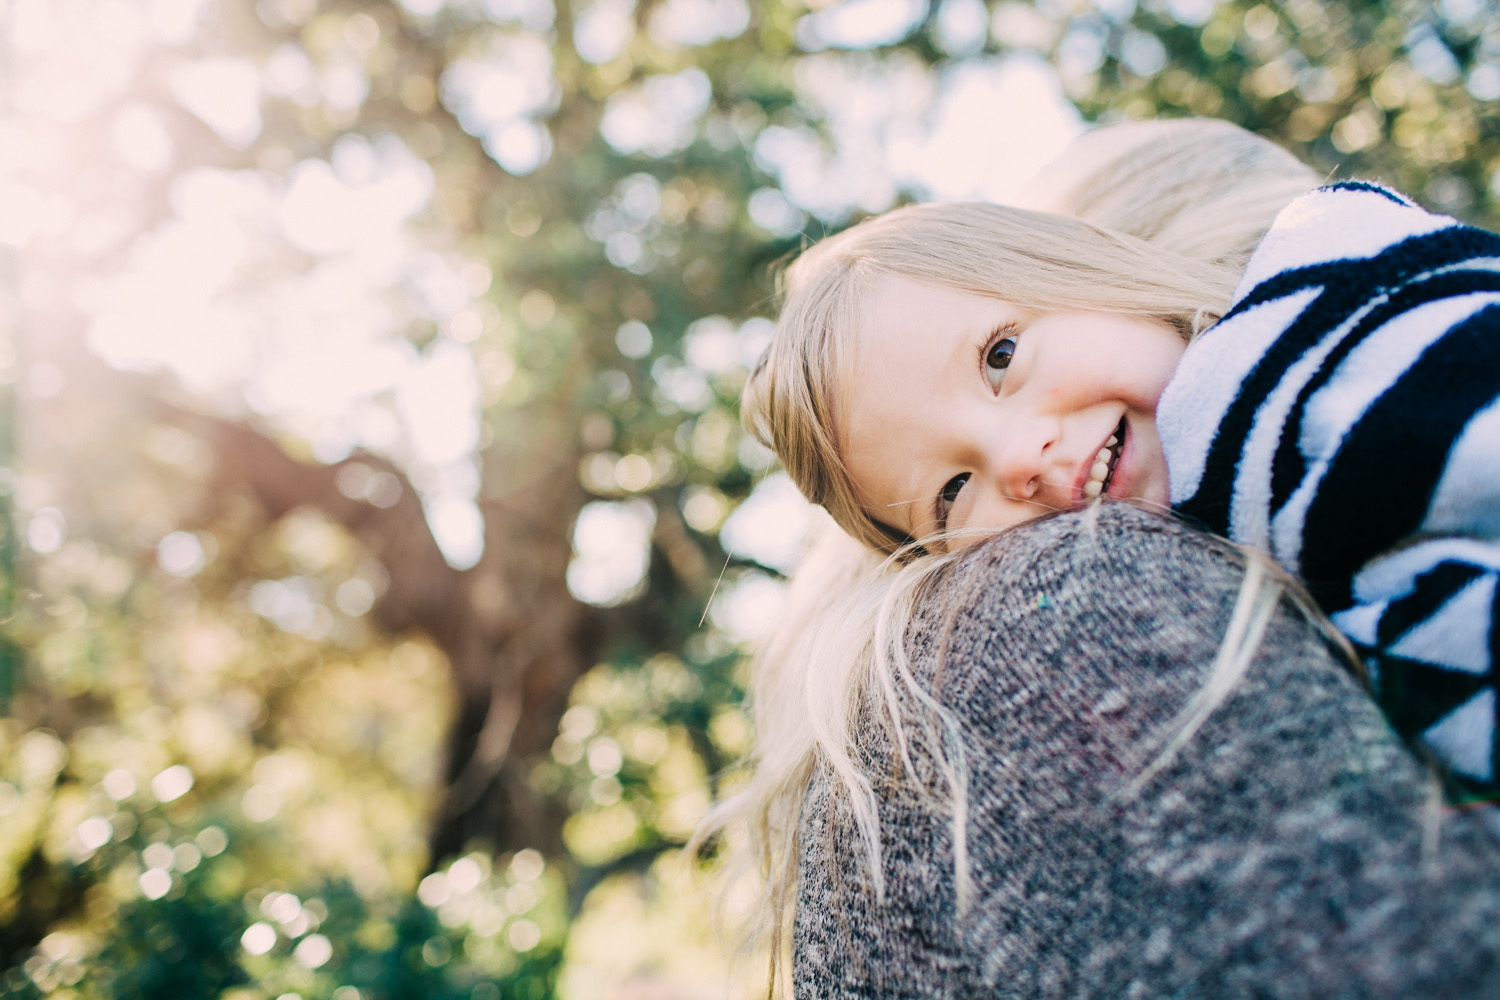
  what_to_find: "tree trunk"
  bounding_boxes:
[172,405,599,867]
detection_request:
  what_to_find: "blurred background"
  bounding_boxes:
[0,0,1496,997]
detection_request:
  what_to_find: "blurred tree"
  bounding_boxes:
[1,0,1498,995]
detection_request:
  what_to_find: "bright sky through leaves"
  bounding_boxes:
[5,0,1077,584]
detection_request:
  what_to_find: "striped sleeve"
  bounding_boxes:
[1157,181,1500,792]
[1331,540,1500,787]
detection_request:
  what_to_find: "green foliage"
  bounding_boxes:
[89,884,249,998]
[13,807,565,999]
[1064,0,1500,227]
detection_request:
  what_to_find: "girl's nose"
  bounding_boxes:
[981,415,1058,501]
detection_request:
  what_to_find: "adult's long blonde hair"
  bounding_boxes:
[1022,116,1323,268]
[698,119,1320,995]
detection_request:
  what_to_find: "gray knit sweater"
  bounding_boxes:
[794,505,1500,998]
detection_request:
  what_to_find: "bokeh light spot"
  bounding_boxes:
[720,473,815,574]
[507,919,542,952]
[174,842,202,872]
[796,0,925,51]
[510,848,545,881]
[196,825,229,856]
[242,922,277,955]
[143,843,175,869]
[76,817,113,851]
[150,764,194,803]
[170,58,263,147]
[101,768,137,801]
[418,872,451,907]
[27,507,65,554]
[139,868,172,900]
[567,499,656,605]
[615,320,653,359]
[448,856,484,894]
[294,934,333,968]
[157,531,207,577]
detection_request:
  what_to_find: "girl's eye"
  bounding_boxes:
[984,337,1017,389]
[938,473,970,529]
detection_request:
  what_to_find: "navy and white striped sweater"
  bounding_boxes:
[1158,182,1500,792]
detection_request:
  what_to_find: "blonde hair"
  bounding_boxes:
[1019,117,1321,267]
[698,119,1320,995]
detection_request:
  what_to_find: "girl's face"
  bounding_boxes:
[840,276,1187,551]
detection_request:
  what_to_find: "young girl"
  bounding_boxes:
[748,144,1500,794]
[706,118,1500,989]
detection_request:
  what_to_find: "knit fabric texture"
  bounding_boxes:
[1157,182,1500,789]
[793,505,1500,998]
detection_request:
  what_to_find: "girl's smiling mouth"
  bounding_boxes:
[1080,417,1126,500]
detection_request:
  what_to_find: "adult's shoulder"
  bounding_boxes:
[927,501,1238,607]
[893,503,1500,998]
[915,504,1254,695]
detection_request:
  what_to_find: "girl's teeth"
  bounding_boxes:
[1086,430,1123,500]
